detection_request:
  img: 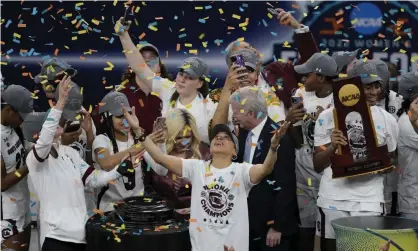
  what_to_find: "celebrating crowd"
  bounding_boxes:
[1,8,418,251]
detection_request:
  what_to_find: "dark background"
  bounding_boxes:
[1,1,417,111]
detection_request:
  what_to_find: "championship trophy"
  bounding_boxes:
[330,76,393,178]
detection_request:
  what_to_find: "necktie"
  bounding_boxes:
[243,131,253,163]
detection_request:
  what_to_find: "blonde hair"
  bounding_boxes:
[165,108,202,159]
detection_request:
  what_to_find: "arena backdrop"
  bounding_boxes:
[1,0,418,221]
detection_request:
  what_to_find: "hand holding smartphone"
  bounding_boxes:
[153,117,167,132]
[291,96,304,109]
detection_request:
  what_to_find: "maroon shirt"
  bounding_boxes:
[263,31,319,109]
[120,80,163,135]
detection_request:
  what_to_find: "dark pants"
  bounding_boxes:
[298,227,315,251]
[42,237,86,251]
[250,230,299,251]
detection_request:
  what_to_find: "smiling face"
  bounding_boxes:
[230,101,254,130]
[175,71,203,96]
[112,114,131,133]
[363,82,382,105]
[209,132,236,157]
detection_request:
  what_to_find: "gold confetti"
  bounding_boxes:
[232,14,241,19]
[218,8,224,14]
[14,171,22,178]
[308,178,312,186]
[399,49,406,54]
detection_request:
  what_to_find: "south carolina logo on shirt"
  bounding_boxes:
[200,182,235,224]
[302,114,316,149]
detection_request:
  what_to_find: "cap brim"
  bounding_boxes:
[19,112,30,121]
[244,62,256,70]
[109,106,131,117]
[360,75,382,85]
[178,67,199,79]
[294,64,312,75]
[62,109,79,121]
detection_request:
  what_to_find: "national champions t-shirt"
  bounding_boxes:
[182,159,255,251]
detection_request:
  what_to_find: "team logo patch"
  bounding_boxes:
[200,183,235,219]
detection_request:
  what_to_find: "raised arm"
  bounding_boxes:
[94,138,143,171]
[32,76,72,161]
[122,106,183,176]
[115,18,155,90]
[211,65,247,129]
[249,122,290,184]
[143,145,169,176]
[140,135,183,177]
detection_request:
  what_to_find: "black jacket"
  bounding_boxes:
[237,117,299,236]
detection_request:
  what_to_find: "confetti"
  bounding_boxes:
[14,171,22,178]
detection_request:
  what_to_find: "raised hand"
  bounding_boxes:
[271,121,291,148]
[122,106,141,132]
[226,64,249,92]
[56,75,72,109]
[275,8,302,29]
[286,102,305,124]
[149,128,167,144]
[80,110,92,133]
[114,17,132,35]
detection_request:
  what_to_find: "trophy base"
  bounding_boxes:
[331,156,393,179]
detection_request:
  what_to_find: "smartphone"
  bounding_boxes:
[64,121,81,133]
[232,55,248,77]
[154,117,166,131]
[291,96,304,108]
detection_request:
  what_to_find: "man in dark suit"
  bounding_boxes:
[229,87,299,251]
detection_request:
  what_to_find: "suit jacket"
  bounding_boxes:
[263,31,319,109]
[237,117,299,236]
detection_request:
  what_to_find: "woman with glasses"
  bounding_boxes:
[1,82,34,251]
[92,92,167,212]
[150,108,202,212]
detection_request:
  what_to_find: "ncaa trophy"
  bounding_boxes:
[330,76,393,178]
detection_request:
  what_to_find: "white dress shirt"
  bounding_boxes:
[248,117,268,163]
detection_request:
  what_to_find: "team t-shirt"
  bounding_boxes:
[92,134,144,212]
[0,125,30,220]
[397,113,418,214]
[294,88,333,190]
[376,90,403,120]
[151,77,216,144]
[182,159,255,251]
[314,106,398,212]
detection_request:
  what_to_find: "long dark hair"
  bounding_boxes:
[169,73,209,108]
[397,99,412,118]
[98,113,138,154]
